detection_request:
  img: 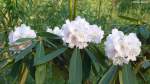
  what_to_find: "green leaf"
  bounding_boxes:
[69,48,82,84]
[85,49,100,73]
[34,47,67,65]
[139,27,150,40]
[44,64,53,83]
[98,65,118,84]
[44,38,57,48]
[142,60,150,69]
[14,41,37,62]
[118,15,139,22]
[0,60,11,71]
[15,38,33,44]
[37,32,60,39]
[35,42,47,84]
[10,61,22,78]
[82,53,91,81]
[121,64,138,84]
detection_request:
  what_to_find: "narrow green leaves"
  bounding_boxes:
[34,47,67,65]
[0,59,12,72]
[69,48,82,84]
[99,65,118,84]
[85,49,100,73]
[120,64,138,84]
[118,15,139,22]
[15,41,37,62]
[35,42,47,84]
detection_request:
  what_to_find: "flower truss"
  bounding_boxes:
[47,16,104,49]
[9,24,36,51]
[105,29,141,65]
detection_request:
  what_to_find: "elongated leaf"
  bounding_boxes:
[0,60,11,71]
[82,53,91,81]
[15,41,37,62]
[69,48,82,84]
[10,61,22,78]
[118,15,139,22]
[121,64,138,84]
[85,49,100,73]
[98,65,118,84]
[34,47,67,65]
[37,32,60,39]
[44,38,57,48]
[35,42,47,84]
[44,63,53,83]
[15,38,33,44]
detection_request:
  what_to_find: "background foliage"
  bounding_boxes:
[0,0,150,84]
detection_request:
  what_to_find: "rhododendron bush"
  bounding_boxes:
[0,0,150,84]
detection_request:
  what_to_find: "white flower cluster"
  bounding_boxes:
[105,29,141,65]
[9,24,36,50]
[47,16,104,49]
[7,17,142,65]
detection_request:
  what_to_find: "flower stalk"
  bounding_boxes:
[69,0,78,20]
[19,63,29,84]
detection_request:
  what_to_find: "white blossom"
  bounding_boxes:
[60,16,104,49]
[124,33,141,61]
[9,24,36,50]
[105,29,141,65]
[47,27,62,36]
[88,25,104,44]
